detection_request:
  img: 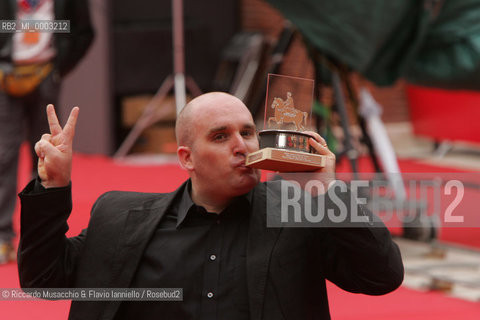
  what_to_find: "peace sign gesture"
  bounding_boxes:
[34,104,79,188]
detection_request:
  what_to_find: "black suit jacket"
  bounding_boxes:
[18,180,404,320]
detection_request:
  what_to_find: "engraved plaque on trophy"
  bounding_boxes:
[246,74,326,172]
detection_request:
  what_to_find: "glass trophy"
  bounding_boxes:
[246,74,326,172]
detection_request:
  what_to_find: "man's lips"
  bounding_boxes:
[236,163,256,174]
[233,157,256,171]
[232,159,246,168]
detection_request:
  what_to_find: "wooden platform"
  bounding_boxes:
[246,147,326,172]
[397,238,480,302]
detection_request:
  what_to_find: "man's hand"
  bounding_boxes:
[34,104,79,188]
[303,131,336,174]
[284,131,336,195]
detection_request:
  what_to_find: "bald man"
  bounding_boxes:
[18,92,403,320]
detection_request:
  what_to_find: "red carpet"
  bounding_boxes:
[1,146,480,319]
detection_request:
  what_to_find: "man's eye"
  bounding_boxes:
[213,133,227,141]
[241,130,254,137]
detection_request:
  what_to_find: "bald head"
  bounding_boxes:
[175,92,260,211]
[175,92,252,147]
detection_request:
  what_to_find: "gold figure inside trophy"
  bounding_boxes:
[246,74,326,172]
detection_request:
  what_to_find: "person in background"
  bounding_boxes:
[0,0,94,264]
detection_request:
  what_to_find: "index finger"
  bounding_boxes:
[62,106,80,143]
[303,131,326,145]
[46,104,62,136]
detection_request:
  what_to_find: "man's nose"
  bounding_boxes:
[232,133,248,155]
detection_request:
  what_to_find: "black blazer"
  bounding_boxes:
[18,180,404,320]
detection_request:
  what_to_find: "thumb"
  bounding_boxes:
[38,139,61,158]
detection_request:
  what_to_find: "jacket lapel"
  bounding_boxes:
[101,187,183,320]
[247,182,282,320]
[113,194,176,285]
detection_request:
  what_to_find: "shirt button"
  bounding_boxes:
[207,292,214,298]
[210,254,216,261]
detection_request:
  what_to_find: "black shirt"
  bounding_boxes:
[114,182,252,320]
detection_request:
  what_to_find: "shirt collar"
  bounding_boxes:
[176,179,254,228]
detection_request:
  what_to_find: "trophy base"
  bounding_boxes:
[246,147,326,172]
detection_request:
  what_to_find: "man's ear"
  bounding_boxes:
[177,146,194,171]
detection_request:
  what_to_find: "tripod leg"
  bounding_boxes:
[341,70,383,174]
[249,21,296,117]
[185,76,203,97]
[331,70,359,179]
[313,66,325,136]
[358,87,408,202]
[114,76,174,158]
